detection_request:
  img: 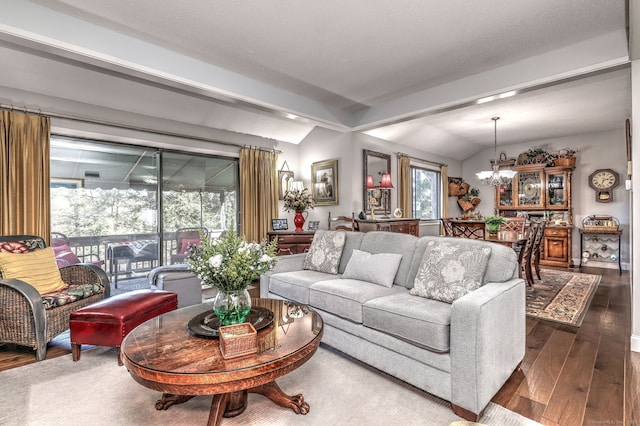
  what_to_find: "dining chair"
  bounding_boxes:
[450,221,485,239]
[500,217,526,234]
[531,220,547,281]
[519,221,548,286]
[441,218,454,236]
[328,212,358,231]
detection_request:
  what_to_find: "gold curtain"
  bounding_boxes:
[398,155,411,217]
[0,111,51,238]
[239,148,278,242]
[441,164,448,235]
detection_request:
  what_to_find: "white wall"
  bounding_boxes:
[279,128,462,232]
[462,129,631,269]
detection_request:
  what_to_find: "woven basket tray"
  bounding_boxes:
[219,323,257,359]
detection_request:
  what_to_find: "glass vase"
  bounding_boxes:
[212,288,252,326]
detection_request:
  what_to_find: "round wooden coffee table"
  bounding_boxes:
[121,298,323,426]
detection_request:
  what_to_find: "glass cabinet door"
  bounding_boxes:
[546,172,567,208]
[516,171,544,207]
[498,181,513,207]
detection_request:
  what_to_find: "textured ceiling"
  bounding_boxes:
[0,0,631,160]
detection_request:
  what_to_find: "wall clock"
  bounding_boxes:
[588,168,619,203]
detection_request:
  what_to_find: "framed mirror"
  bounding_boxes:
[363,149,391,216]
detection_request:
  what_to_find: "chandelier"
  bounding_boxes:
[475,117,516,187]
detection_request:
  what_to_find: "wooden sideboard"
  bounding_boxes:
[267,231,315,256]
[355,218,420,236]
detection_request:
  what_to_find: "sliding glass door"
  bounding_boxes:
[161,151,238,264]
[50,136,239,283]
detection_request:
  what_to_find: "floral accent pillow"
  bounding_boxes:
[410,240,492,303]
[303,230,346,274]
[342,249,402,288]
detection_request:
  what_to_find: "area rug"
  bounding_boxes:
[0,345,540,426]
[526,268,601,327]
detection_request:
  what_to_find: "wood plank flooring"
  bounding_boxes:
[1,266,638,425]
[492,266,638,425]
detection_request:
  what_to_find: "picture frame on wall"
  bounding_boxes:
[271,218,288,231]
[311,159,338,206]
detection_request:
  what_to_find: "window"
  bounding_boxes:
[410,166,441,220]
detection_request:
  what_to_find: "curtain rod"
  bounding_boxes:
[0,103,281,152]
[395,152,446,168]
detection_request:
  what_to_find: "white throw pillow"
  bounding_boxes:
[410,240,491,303]
[341,249,403,288]
[303,230,347,274]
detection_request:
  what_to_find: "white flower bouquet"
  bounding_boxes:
[186,231,278,291]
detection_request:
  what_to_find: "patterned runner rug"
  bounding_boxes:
[526,269,601,327]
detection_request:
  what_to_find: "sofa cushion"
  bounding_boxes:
[269,270,338,304]
[342,249,403,288]
[42,282,105,310]
[359,232,417,288]
[337,231,365,274]
[363,293,452,352]
[309,278,403,323]
[410,239,491,303]
[0,247,68,294]
[303,230,346,274]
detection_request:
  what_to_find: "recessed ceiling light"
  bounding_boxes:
[285,113,298,120]
[477,95,495,104]
[498,90,517,99]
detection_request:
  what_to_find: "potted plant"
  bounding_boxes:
[484,215,506,236]
[186,232,278,325]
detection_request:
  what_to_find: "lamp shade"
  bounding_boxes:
[366,175,375,189]
[380,173,394,189]
[289,181,304,192]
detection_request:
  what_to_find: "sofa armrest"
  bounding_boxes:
[449,278,526,416]
[147,264,202,308]
[259,254,306,298]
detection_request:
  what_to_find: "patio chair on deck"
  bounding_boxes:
[0,235,109,360]
[50,232,104,268]
[171,227,208,264]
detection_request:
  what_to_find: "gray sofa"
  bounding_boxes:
[260,231,525,421]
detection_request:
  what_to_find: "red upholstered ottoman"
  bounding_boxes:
[70,289,178,365]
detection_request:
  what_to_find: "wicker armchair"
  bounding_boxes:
[0,235,110,361]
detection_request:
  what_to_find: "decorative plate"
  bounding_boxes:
[187,307,274,339]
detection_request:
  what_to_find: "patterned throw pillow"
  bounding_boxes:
[410,240,492,303]
[342,249,403,288]
[303,230,347,274]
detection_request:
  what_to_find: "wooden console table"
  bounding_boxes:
[267,231,315,256]
[355,218,420,236]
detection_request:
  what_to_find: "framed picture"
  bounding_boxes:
[307,221,320,231]
[278,170,295,200]
[311,159,338,206]
[271,218,288,231]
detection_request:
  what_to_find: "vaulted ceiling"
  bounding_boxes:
[0,0,631,160]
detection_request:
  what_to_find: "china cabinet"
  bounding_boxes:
[495,164,575,268]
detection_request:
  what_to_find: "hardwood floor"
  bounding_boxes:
[493,266,638,425]
[1,267,638,424]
